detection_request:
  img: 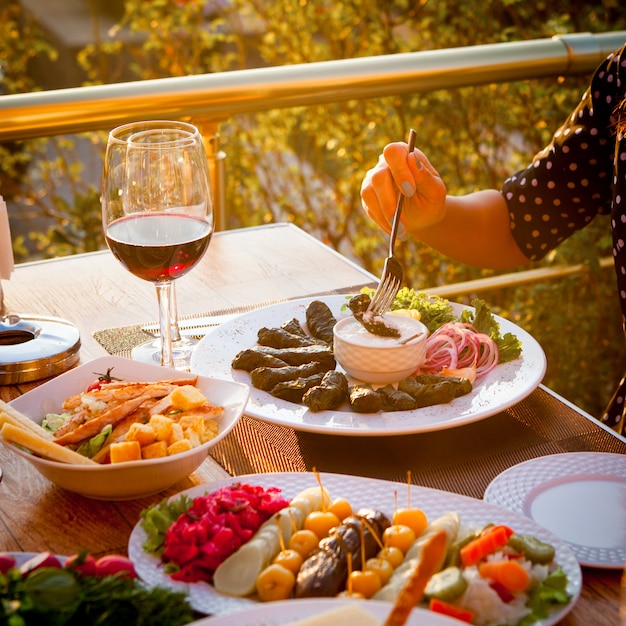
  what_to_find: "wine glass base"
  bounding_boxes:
[131,336,199,371]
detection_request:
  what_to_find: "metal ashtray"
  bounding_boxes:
[0,314,81,384]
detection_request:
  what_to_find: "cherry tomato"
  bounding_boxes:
[86,367,121,392]
[94,554,137,579]
[65,552,97,577]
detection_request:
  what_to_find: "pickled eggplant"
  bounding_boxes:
[347,293,401,338]
[295,508,391,598]
[250,361,330,392]
[270,373,326,403]
[305,300,337,345]
[257,327,319,349]
[348,385,385,413]
[302,370,349,412]
[231,349,288,372]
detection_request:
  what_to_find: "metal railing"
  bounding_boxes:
[1,31,624,294]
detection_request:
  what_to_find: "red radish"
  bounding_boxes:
[0,552,16,574]
[95,554,137,579]
[65,553,97,577]
[19,551,62,575]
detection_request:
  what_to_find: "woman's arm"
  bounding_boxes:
[360,142,531,271]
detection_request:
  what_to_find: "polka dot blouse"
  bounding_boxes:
[502,43,626,433]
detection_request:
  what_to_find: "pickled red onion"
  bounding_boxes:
[421,322,499,380]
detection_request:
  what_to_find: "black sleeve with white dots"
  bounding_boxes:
[502,45,625,262]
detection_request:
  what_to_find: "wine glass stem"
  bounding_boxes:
[169,283,182,343]
[155,281,174,368]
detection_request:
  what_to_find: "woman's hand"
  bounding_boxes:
[360,141,448,236]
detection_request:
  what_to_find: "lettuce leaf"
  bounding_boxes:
[518,567,571,626]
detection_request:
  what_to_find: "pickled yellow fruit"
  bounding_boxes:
[383,524,416,554]
[288,529,319,558]
[328,497,353,522]
[272,549,304,574]
[303,510,340,539]
[348,569,382,598]
[364,557,394,585]
[256,564,295,602]
[392,508,428,536]
[377,546,404,569]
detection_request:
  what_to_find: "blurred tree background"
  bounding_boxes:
[1,0,625,418]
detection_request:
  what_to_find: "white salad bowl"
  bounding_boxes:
[333,314,429,384]
[3,356,249,500]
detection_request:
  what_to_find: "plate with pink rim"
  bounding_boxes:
[190,295,546,436]
[484,452,626,568]
[128,471,581,623]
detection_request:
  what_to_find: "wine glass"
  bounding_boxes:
[102,120,213,369]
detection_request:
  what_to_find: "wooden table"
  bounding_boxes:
[1,223,624,625]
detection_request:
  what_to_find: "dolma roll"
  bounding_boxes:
[305,300,337,345]
[250,361,330,391]
[346,293,400,338]
[378,384,418,411]
[270,373,325,403]
[232,349,288,371]
[348,385,384,413]
[257,326,318,349]
[281,318,307,337]
[253,344,336,369]
[302,370,349,412]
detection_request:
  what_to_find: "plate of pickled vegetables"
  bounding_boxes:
[128,471,580,624]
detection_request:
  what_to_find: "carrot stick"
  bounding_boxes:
[429,598,474,623]
[383,529,448,626]
[478,559,531,592]
[459,525,514,567]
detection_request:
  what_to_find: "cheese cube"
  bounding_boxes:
[141,440,168,459]
[149,414,174,442]
[170,385,207,411]
[125,422,156,447]
[110,441,141,463]
[168,439,192,456]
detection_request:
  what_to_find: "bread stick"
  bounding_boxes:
[0,399,52,439]
[0,422,98,465]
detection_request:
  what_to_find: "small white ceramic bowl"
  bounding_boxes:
[333,314,428,384]
[3,356,249,500]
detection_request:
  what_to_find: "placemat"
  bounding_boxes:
[209,386,626,499]
[92,287,372,357]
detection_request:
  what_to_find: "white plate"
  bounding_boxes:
[190,295,546,435]
[484,452,626,569]
[187,599,460,625]
[128,471,581,623]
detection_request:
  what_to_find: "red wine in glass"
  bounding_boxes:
[106,213,212,282]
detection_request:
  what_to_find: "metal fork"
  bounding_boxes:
[366,128,417,316]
